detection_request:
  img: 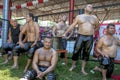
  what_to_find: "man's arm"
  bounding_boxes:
[43,50,58,75]
[94,16,100,32]
[8,28,12,43]
[114,36,120,46]
[96,38,104,56]
[19,24,27,42]
[118,40,120,46]
[20,26,23,32]
[66,30,73,39]
[63,17,78,35]
[19,24,27,47]
[32,49,40,73]
[18,26,26,43]
[52,25,57,37]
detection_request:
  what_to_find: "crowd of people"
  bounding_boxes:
[0,4,120,80]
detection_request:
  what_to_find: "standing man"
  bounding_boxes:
[52,15,72,63]
[20,37,58,80]
[95,23,120,80]
[12,13,43,72]
[63,4,99,75]
[2,19,23,64]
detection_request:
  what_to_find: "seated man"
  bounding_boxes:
[2,19,24,64]
[20,37,58,80]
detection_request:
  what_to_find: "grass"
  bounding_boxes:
[0,53,120,80]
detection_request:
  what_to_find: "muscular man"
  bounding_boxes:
[12,13,43,72]
[52,15,72,63]
[94,23,120,80]
[2,19,23,64]
[20,37,58,80]
[63,4,99,75]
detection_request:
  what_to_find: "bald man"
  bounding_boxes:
[1,19,24,64]
[63,4,99,75]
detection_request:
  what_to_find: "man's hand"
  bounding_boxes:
[7,40,11,43]
[19,41,24,48]
[104,54,109,58]
[62,34,66,38]
[36,71,45,79]
[31,42,36,47]
[102,53,109,58]
[66,36,71,40]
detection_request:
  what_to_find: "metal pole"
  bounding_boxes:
[69,0,74,25]
[2,0,9,46]
[8,0,12,20]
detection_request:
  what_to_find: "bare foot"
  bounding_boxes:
[81,71,88,75]
[11,65,18,69]
[20,78,28,80]
[102,78,106,80]
[1,60,9,65]
[69,65,76,71]
[93,66,101,72]
[92,58,98,60]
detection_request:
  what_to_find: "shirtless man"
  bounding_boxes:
[2,19,24,64]
[52,15,72,63]
[94,23,120,80]
[63,4,99,75]
[12,13,43,72]
[20,37,58,80]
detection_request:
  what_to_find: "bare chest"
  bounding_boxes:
[80,16,96,25]
[103,38,117,47]
[39,50,52,61]
[26,24,35,33]
[56,24,67,30]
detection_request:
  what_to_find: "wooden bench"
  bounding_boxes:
[56,50,68,65]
